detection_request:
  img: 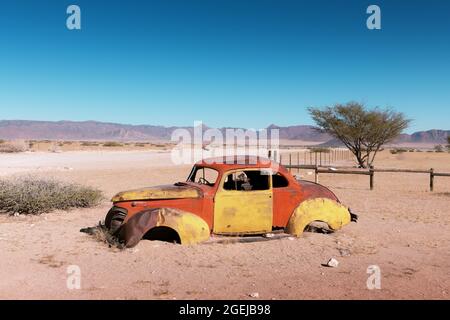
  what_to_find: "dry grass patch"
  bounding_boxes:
[0,140,28,153]
[0,178,103,215]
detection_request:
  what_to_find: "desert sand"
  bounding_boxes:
[0,149,449,299]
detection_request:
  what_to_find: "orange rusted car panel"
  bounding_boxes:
[105,156,356,247]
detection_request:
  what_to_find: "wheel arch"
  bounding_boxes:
[118,207,210,247]
[286,198,351,236]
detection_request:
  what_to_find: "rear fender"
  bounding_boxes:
[286,198,351,236]
[118,207,210,247]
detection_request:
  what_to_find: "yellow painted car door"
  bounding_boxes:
[213,169,273,234]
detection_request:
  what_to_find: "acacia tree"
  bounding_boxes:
[308,102,410,168]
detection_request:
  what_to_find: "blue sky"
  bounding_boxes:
[0,0,449,132]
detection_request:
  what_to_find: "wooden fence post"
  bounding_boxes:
[289,153,292,172]
[369,166,374,190]
[430,168,434,192]
[314,165,319,183]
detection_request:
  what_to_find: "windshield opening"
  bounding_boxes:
[187,166,219,186]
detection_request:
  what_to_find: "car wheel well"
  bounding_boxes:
[143,226,181,244]
[303,220,334,234]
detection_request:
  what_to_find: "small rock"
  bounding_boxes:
[249,292,259,298]
[288,237,296,241]
[326,258,339,268]
[264,233,275,238]
[338,248,351,257]
[13,213,19,217]
[320,272,325,275]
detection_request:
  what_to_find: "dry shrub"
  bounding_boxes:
[103,141,123,147]
[135,143,148,147]
[0,140,28,153]
[80,223,124,249]
[308,147,330,153]
[80,141,99,147]
[0,178,103,215]
[390,148,407,154]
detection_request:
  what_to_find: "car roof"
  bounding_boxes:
[194,156,289,174]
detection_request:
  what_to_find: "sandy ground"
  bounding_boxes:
[0,149,449,300]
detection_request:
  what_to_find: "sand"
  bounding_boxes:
[0,149,449,299]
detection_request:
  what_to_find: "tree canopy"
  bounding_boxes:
[308,102,410,168]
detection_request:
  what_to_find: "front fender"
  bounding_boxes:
[286,198,351,236]
[118,207,210,247]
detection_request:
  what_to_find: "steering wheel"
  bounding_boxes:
[198,177,211,185]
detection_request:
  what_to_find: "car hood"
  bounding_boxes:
[111,183,202,202]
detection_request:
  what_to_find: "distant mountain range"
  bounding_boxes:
[0,120,448,146]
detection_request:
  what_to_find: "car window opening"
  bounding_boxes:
[272,173,289,188]
[223,170,270,191]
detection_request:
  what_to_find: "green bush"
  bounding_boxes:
[0,178,103,215]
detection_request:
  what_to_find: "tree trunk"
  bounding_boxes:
[352,150,367,168]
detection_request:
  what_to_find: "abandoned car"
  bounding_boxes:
[105,156,357,247]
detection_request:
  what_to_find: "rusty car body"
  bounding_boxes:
[105,156,357,247]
